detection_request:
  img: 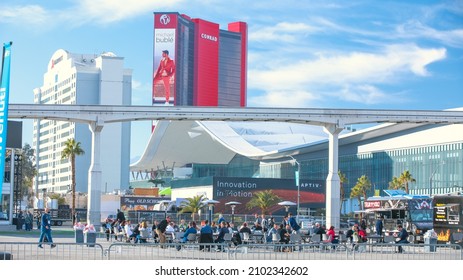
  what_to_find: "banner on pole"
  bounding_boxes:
[0,42,13,202]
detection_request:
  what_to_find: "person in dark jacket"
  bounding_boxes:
[38,208,56,248]
[116,209,125,223]
[156,216,170,247]
[375,216,384,236]
[394,224,409,253]
[288,213,301,233]
[215,221,229,251]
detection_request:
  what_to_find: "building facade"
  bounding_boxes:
[33,49,132,195]
[152,12,247,107]
[131,120,463,215]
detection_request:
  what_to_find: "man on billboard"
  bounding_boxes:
[153,50,175,105]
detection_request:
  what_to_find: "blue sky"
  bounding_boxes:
[1,0,462,160]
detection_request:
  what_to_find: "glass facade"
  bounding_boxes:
[175,16,195,106]
[218,31,242,106]
[259,142,463,197]
[188,142,462,198]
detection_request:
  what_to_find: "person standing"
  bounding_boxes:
[156,216,170,247]
[154,50,175,105]
[375,216,384,236]
[38,208,56,248]
[25,210,33,231]
[288,212,301,234]
[116,209,125,224]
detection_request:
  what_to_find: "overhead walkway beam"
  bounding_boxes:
[8,104,463,227]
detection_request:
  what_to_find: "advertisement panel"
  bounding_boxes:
[120,196,167,211]
[153,13,177,106]
[212,177,325,215]
[0,42,12,201]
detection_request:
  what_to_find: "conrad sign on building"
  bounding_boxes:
[152,12,247,107]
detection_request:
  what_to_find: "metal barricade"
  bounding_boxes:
[351,242,462,260]
[1,240,461,260]
[230,243,351,260]
[0,242,105,260]
[106,242,233,260]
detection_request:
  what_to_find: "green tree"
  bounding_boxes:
[350,175,372,210]
[338,170,347,214]
[246,190,281,215]
[178,194,206,221]
[388,176,403,190]
[399,170,416,194]
[61,138,85,224]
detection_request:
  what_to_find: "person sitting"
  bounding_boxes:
[215,221,229,251]
[394,224,409,253]
[211,221,218,233]
[124,221,137,243]
[252,222,263,232]
[325,226,338,243]
[279,224,291,251]
[239,222,252,234]
[266,223,279,243]
[199,220,214,251]
[136,221,149,243]
[176,221,198,251]
[345,226,354,244]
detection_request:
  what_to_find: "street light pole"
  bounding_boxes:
[289,156,300,220]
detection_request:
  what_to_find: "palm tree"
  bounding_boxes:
[61,138,85,225]
[388,176,403,191]
[350,175,372,210]
[338,170,347,214]
[246,190,281,215]
[178,195,206,221]
[399,170,416,194]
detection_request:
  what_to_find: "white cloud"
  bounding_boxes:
[74,0,185,25]
[0,0,186,27]
[248,44,446,107]
[335,84,407,105]
[0,5,49,25]
[249,44,446,90]
[250,22,320,42]
[247,90,320,108]
[396,20,463,48]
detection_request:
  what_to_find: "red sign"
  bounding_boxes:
[364,201,381,209]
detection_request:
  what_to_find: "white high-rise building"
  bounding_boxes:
[33,49,132,195]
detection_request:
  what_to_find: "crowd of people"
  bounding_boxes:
[100,210,412,253]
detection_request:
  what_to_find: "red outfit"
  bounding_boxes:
[154,57,175,102]
[326,228,336,242]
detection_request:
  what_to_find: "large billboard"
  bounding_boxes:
[153,13,177,106]
[212,177,325,215]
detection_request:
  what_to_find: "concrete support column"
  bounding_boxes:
[87,120,104,226]
[323,124,343,230]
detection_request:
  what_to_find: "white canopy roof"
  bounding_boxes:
[130,120,329,171]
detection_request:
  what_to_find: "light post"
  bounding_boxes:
[204,199,220,224]
[289,156,300,220]
[225,201,241,224]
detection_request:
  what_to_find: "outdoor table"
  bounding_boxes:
[367,234,384,252]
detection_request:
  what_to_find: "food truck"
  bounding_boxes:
[363,190,433,242]
[433,193,463,245]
